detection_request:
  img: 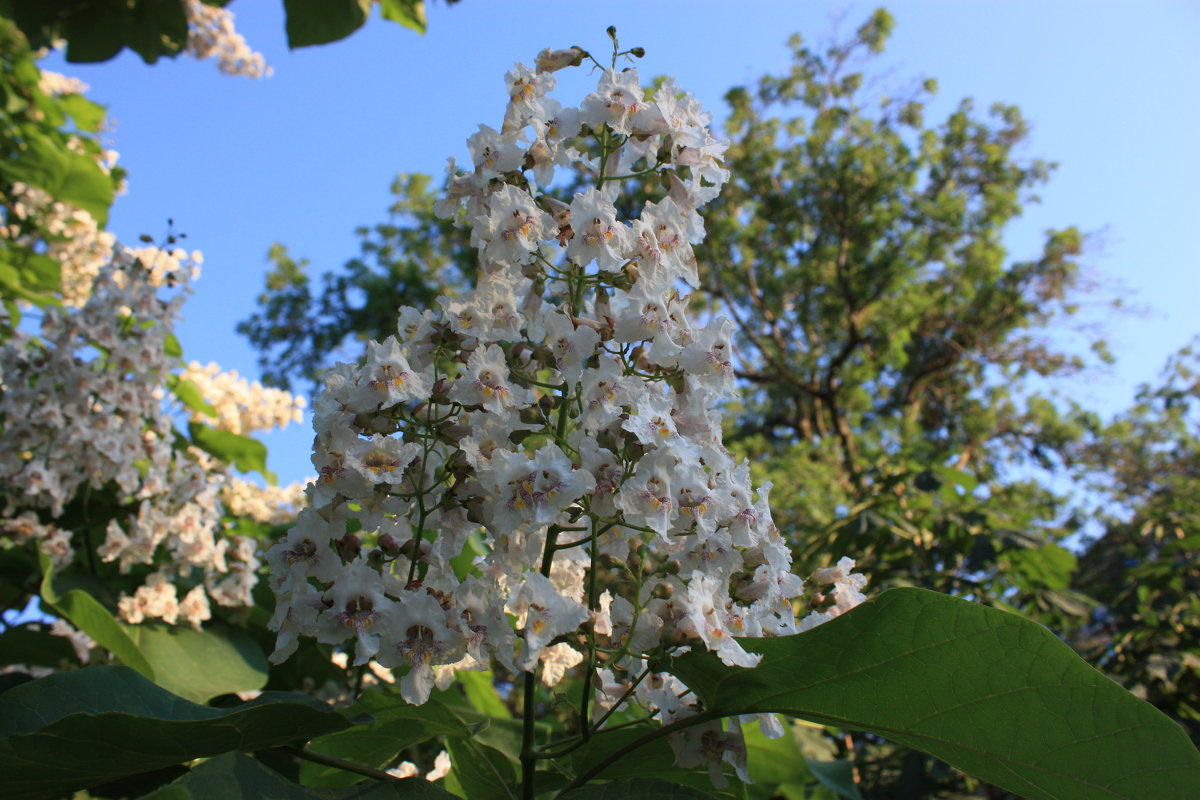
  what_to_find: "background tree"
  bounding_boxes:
[702,9,1094,616]
[1066,342,1200,743]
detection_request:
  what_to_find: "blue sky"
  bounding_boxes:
[42,1,1200,485]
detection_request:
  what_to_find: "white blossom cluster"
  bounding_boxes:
[266,46,866,782]
[0,252,258,628]
[2,177,119,308]
[181,360,307,435]
[184,0,271,79]
[221,475,308,526]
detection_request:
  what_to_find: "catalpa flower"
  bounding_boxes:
[262,42,865,790]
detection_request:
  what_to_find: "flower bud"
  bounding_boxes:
[378,533,402,558]
[535,46,585,73]
[334,534,360,563]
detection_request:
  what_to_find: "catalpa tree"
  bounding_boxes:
[0,7,1197,800]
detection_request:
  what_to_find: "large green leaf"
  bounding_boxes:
[667,588,1200,800]
[167,374,218,418]
[39,552,154,679]
[123,621,269,703]
[121,0,190,63]
[188,421,275,482]
[301,690,469,787]
[0,132,114,224]
[456,669,512,718]
[444,737,517,800]
[0,624,77,669]
[0,666,350,800]
[284,0,373,48]
[740,721,820,799]
[143,751,458,799]
[57,92,108,133]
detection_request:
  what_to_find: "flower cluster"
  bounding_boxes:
[180,360,307,435]
[266,45,865,782]
[184,0,271,79]
[0,251,258,628]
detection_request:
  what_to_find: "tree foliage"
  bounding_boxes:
[3,0,431,60]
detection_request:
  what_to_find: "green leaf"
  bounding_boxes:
[445,737,517,800]
[122,0,190,63]
[560,779,716,799]
[39,552,154,679]
[379,0,426,33]
[803,758,861,800]
[19,253,62,294]
[57,91,108,133]
[0,624,77,669]
[0,251,61,306]
[122,622,269,704]
[569,727,739,796]
[188,421,275,482]
[668,588,1200,800]
[301,690,469,787]
[741,721,814,793]
[457,669,512,718]
[1004,541,1077,591]
[0,666,351,800]
[0,132,114,225]
[164,331,184,358]
[61,1,127,63]
[167,374,218,418]
[142,751,458,799]
[284,0,372,48]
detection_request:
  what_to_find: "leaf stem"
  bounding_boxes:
[554,710,720,796]
[286,745,401,783]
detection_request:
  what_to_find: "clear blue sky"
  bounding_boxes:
[42,1,1200,486]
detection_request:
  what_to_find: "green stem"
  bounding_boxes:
[578,514,600,742]
[554,710,721,796]
[521,523,562,798]
[286,746,401,783]
[520,668,538,800]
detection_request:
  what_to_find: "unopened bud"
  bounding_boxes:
[442,423,472,443]
[535,46,586,73]
[334,534,360,562]
[378,533,402,557]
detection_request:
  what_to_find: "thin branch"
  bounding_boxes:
[286,746,401,783]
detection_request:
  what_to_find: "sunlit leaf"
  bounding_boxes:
[668,588,1200,800]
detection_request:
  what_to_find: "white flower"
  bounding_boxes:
[566,187,631,271]
[475,185,557,268]
[507,571,589,670]
[448,344,533,413]
[344,434,421,486]
[376,588,465,705]
[467,124,524,176]
[581,68,645,135]
[478,444,595,533]
[540,308,600,385]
